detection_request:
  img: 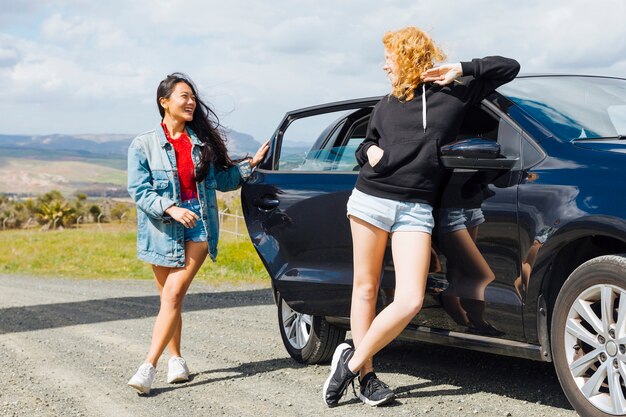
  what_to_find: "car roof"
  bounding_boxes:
[516,73,625,80]
[287,74,625,115]
[285,96,382,117]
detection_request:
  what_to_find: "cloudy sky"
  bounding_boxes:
[1,0,624,141]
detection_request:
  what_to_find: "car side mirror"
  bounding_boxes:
[440,138,518,170]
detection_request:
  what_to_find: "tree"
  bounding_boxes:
[36,199,76,230]
[89,204,102,222]
[39,190,64,204]
[23,198,37,215]
[72,194,88,222]
[110,202,130,222]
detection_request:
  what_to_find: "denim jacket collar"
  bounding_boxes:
[157,124,205,148]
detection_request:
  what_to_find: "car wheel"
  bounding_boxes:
[552,254,626,416]
[277,294,346,364]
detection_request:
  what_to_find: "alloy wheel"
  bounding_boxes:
[564,283,626,414]
[281,299,313,349]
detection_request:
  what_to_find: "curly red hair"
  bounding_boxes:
[383,27,446,101]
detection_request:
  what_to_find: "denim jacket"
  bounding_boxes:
[127,125,252,267]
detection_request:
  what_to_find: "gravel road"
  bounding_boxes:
[0,274,578,417]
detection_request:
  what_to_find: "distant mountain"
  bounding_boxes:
[0,129,261,158]
[0,129,262,196]
[0,134,132,157]
[224,129,263,157]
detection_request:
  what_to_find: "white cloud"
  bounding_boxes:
[0,45,19,67]
[41,13,130,49]
[0,0,624,138]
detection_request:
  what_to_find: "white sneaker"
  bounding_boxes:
[128,363,156,394]
[167,356,190,383]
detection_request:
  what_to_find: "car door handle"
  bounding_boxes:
[254,196,280,210]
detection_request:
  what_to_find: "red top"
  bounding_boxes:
[161,123,198,201]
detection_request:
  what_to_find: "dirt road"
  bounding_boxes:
[0,275,577,416]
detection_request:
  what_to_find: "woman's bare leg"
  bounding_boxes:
[348,231,431,372]
[349,216,389,377]
[152,265,183,357]
[145,241,208,367]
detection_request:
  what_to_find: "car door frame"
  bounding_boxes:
[242,97,382,318]
[258,97,382,172]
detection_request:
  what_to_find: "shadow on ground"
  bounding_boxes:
[373,340,573,411]
[146,339,572,411]
[0,288,273,334]
[1,285,573,412]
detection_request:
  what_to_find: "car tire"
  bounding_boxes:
[551,254,626,416]
[277,294,346,364]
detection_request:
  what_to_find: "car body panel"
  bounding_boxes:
[518,138,626,344]
[242,75,626,360]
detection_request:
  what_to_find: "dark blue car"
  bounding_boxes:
[241,75,626,416]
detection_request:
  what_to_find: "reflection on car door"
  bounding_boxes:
[416,104,525,341]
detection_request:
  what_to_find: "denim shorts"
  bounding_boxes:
[346,188,434,234]
[437,207,485,234]
[180,198,208,242]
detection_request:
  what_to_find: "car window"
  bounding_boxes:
[608,105,626,133]
[497,118,522,169]
[457,104,522,169]
[457,105,499,141]
[277,112,349,171]
[498,76,626,141]
[331,137,365,171]
[522,134,545,168]
[316,118,368,172]
[277,109,369,172]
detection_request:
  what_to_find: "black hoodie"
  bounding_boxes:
[354,56,520,205]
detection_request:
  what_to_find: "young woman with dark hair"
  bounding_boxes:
[127,73,268,394]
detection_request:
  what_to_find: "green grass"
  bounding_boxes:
[0,224,270,286]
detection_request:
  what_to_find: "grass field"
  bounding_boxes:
[0,223,270,286]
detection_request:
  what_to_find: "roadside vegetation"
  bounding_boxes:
[0,190,131,230]
[0,191,269,285]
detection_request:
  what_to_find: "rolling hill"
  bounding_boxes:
[0,130,262,196]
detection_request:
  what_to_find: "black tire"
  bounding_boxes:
[277,294,346,364]
[551,254,626,416]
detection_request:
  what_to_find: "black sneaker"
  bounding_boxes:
[468,321,505,337]
[322,343,357,407]
[358,372,395,406]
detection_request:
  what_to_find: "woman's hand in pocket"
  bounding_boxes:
[367,145,384,167]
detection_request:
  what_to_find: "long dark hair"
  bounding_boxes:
[156,73,234,181]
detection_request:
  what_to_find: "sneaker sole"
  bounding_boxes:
[358,392,395,407]
[128,382,151,394]
[322,342,351,407]
[167,373,190,384]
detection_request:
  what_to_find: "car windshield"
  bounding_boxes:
[498,76,626,141]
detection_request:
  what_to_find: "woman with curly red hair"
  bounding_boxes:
[323,27,519,407]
